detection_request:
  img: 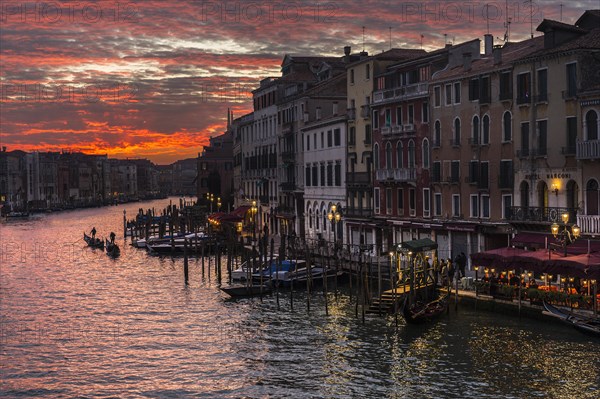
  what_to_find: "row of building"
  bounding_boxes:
[219,10,600,261]
[0,148,198,212]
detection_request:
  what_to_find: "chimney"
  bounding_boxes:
[344,46,351,56]
[493,45,502,65]
[1,146,6,152]
[484,34,493,56]
[463,52,472,71]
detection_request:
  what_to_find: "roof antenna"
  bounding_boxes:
[503,0,511,43]
[560,3,563,22]
[362,26,365,52]
[444,33,447,46]
[485,4,490,34]
[527,0,533,38]
[389,27,392,50]
[420,34,424,50]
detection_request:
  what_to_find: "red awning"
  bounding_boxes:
[230,205,250,218]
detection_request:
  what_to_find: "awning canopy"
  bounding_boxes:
[208,207,249,223]
[396,238,438,253]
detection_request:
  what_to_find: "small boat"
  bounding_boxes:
[83,232,104,250]
[146,232,212,254]
[105,239,121,258]
[220,284,271,298]
[5,211,30,219]
[543,302,600,337]
[403,291,449,324]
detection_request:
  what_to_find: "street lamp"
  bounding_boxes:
[251,200,258,243]
[327,204,342,245]
[217,197,221,211]
[551,212,580,257]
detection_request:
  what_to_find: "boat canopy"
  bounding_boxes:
[395,238,438,253]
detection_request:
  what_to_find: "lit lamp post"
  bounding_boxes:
[251,200,258,243]
[327,204,342,245]
[217,197,221,212]
[551,212,580,257]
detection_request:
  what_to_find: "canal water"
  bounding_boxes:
[1,198,599,398]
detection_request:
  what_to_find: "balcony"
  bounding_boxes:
[373,82,429,104]
[360,105,370,118]
[576,139,600,160]
[346,172,371,186]
[344,207,374,218]
[376,168,417,183]
[281,151,295,164]
[392,125,402,134]
[347,108,356,121]
[508,206,577,224]
[280,182,296,192]
[381,126,392,135]
[577,215,600,235]
[403,123,415,133]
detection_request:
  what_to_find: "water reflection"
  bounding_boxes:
[1,199,599,398]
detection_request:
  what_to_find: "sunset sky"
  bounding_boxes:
[1,0,596,164]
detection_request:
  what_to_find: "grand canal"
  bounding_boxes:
[1,198,599,398]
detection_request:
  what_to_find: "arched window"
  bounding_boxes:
[586,110,598,140]
[434,120,441,146]
[308,206,313,228]
[586,179,599,216]
[537,181,548,209]
[408,140,415,168]
[503,111,512,142]
[453,118,461,145]
[422,138,430,169]
[472,115,480,144]
[374,143,380,170]
[396,142,403,168]
[482,114,490,144]
[385,142,393,169]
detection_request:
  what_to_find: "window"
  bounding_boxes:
[453,118,461,145]
[469,78,480,101]
[586,110,598,140]
[452,194,460,217]
[306,166,311,186]
[480,76,490,103]
[409,188,416,216]
[422,139,430,169]
[499,160,513,189]
[373,110,379,129]
[520,122,530,156]
[306,135,310,151]
[434,120,441,147]
[434,193,442,216]
[397,188,404,214]
[423,188,430,218]
[470,195,479,218]
[334,128,341,146]
[396,142,403,168]
[366,64,371,79]
[314,133,317,149]
[327,130,333,147]
[502,194,512,219]
[374,188,380,214]
[373,143,380,169]
[365,124,372,144]
[396,106,403,126]
[386,188,392,215]
[408,140,415,168]
[432,161,441,183]
[434,86,441,107]
[537,120,547,156]
[408,105,414,124]
[451,160,460,182]
[327,163,333,186]
[385,109,392,127]
[482,115,490,144]
[385,142,392,169]
[517,72,531,104]
[566,63,577,97]
[479,161,489,189]
[334,162,341,186]
[472,115,480,144]
[350,69,354,84]
[469,160,479,183]
[445,84,452,105]
[537,68,548,102]
[499,71,511,100]
[349,126,356,146]
[454,82,461,104]
[312,164,318,187]
[321,131,324,148]
[422,102,429,123]
[481,195,490,218]
[502,111,512,142]
[320,163,325,186]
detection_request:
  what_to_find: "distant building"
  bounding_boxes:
[197,128,234,209]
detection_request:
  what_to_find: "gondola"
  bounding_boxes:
[83,232,104,250]
[105,239,121,258]
[403,291,449,324]
[219,283,271,298]
[543,302,600,337]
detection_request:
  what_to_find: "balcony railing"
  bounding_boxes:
[344,207,374,218]
[381,126,391,135]
[373,82,429,104]
[346,172,371,185]
[507,206,577,224]
[577,215,600,235]
[576,139,600,160]
[375,168,417,182]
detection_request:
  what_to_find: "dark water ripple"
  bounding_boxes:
[1,198,599,398]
